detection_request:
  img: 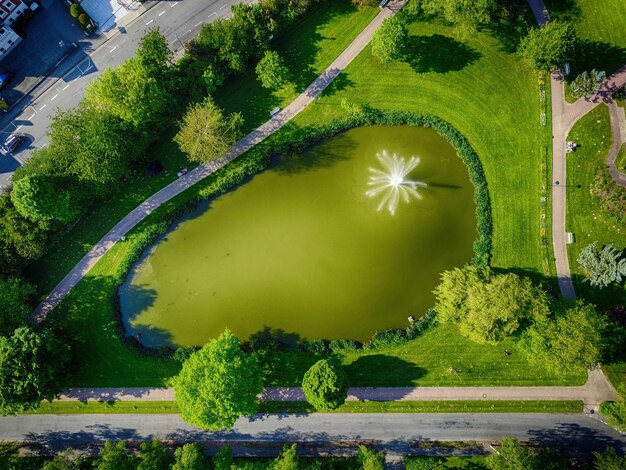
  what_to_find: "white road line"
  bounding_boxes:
[50,94,58,101]
[146,19,154,25]
[194,21,202,26]
[110,45,117,53]
[170,1,178,7]
[219,4,226,8]
[15,125,22,131]
[208,12,217,17]
[39,104,47,111]
[28,113,35,120]
[158,10,165,16]
[62,84,70,90]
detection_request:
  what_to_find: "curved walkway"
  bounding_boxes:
[58,368,617,411]
[528,0,626,299]
[30,0,405,322]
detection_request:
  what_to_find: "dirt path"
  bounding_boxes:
[31,0,405,323]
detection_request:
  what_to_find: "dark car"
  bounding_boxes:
[1,133,25,154]
[0,72,13,90]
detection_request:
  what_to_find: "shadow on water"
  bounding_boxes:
[271,130,357,175]
[424,181,462,190]
[402,34,481,74]
[345,355,426,387]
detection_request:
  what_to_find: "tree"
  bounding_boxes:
[172,443,207,470]
[137,27,172,78]
[138,439,171,470]
[174,98,243,164]
[0,327,69,414]
[356,445,384,470]
[272,444,298,470]
[577,241,626,288]
[11,175,80,224]
[255,50,290,89]
[0,276,33,337]
[571,69,606,98]
[520,21,577,71]
[519,302,605,374]
[461,273,550,343]
[173,329,264,430]
[486,437,538,470]
[352,0,378,7]
[95,441,134,470]
[592,446,626,470]
[302,358,349,411]
[41,451,80,470]
[412,0,496,39]
[0,194,48,266]
[370,17,408,64]
[212,446,233,470]
[435,267,550,344]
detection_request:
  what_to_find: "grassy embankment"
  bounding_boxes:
[41,6,584,388]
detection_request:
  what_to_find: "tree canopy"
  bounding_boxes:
[434,266,550,343]
[11,175,80,224]
[174,98,243,164]
[0,276,33,338]
[302,358,349,411]
[273,444,298,470]
[256,50,290,89]
[138,439,171,470]
[370,17,408,64]
[519,302,604,374]
[356,445,384,470]
[571,69,606,98]
[0,327,69,414]
[173,329,264,430]
[172,443,207,470]
[519,21,577,71]
[95,441,134,470]
[412,0,496,39]
[486,437,538,470]
[577,241,626,288]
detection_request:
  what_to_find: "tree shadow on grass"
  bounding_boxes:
[570,40,626,80]
[542,0,582,23]
[345,355,426,387]
[319,71,355,98]
[402,34,481,74]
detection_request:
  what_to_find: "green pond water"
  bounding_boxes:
[119,125,477,348]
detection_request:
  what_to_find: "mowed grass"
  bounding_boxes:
[215,1,378,130]
[617,145,626,173]
[27,399,582,415]
[565,104,626,391]
[291,19,549,272]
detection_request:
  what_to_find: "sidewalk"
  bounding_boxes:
[57,368,618,411]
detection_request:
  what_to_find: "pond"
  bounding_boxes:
[119,125,477,348]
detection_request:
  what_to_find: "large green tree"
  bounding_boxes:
[212,446,233,470]
[519,21,577,71]
[172,443,207,470]
[273,444,298,470]
[435,266,550,343]
[0,276,33,338]
[519,302,605,374]
[486,437,538,470]
[255,50,290,89]
[173,329,264,430]
[94,441,134,470]
[174,98,243,164]
[356,445,384,470]
[11,175,80,224]
[577,241,626,288]
[302,358,349,411]
[138,439,171,470]
[571,69,606,99]
[412,0,496,39]
[0,195,48,267]
[592,447,626,470]
[370,17,408,64]
[0,327,69,414]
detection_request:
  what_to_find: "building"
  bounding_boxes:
[0,24,20,59]
[0,0,28,26]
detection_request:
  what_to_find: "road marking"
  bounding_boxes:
[146,19,154,25]
[50,94,58,101]
[109,45,117,53]
[62,84,70,90]
[170,1,178,7]
[208,12,217,17]
[195,21,202,26]
[219,4,226,8]
[15,125,22,131]
[158,10,165,16]
[28,113,35,120]
[39,104,47,111]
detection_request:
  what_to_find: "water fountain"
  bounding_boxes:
[366,150,427,215]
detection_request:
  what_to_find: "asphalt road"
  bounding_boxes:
[0,0,242,188]
[4,413,625,454]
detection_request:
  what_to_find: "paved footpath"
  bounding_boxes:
[527,0,626,299]
[31,0,405,323]
[58,368,617,412]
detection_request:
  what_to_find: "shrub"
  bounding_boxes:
[406,308,437,339]
[302,358,349,411]
[329,339,358,354]
[69,3,83,18]
[302,338,328,355]
[369,328,407,348]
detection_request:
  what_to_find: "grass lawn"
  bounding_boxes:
[616,145,626,173]
[565,104,626,391]
[27,399,582,415]
[545,0,626,102]
[44,7,564,388]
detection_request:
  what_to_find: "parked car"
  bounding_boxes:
[1,133,25,154]
[0,72,13,90]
